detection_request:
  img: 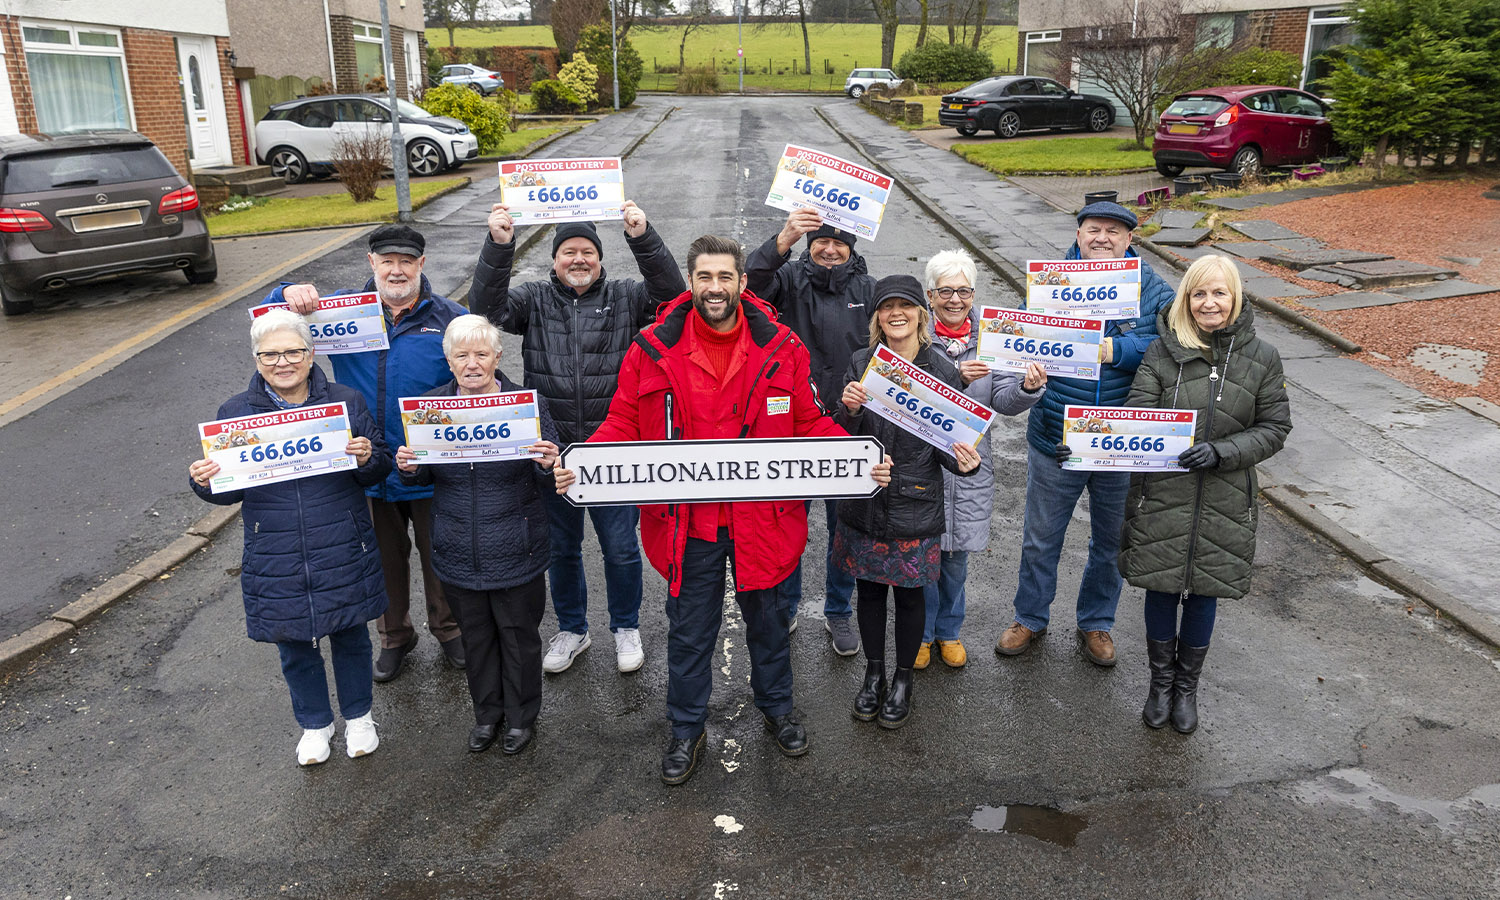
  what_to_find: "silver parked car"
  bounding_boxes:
[439,64,504,95]
[844,68,903,99]
[255,94,479,183]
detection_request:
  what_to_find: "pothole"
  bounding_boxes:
[970,804,1088,847]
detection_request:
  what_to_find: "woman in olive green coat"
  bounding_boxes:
[1119,254,1292,735]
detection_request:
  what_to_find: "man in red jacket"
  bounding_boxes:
[556,234,891,785]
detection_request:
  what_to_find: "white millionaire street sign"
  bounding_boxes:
[561,437,885,507]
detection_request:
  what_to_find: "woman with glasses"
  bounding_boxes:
[189,309,392,766]
[919,250,1046,670]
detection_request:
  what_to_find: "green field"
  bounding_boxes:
[953,137,1155,175]
[431,23,1019,91]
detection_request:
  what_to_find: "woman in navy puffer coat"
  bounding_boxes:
[190,310,391,767]
[396,315,561,756]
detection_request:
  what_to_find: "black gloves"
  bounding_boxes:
[1054,443,1072,466]
[1177,442,1221,470]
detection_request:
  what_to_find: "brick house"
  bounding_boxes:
[0,1,248,170]
[224,0,428,164]
[1015,1,1355,124]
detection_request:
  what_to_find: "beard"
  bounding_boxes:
[378,277,419,306]
[561,264,597,288]
[692,287,741,326]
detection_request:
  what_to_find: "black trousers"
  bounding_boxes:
[856,579,927,669]
[443,576,546,728]
[666,528,794,740]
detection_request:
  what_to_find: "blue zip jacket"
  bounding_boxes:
[1022,245,1174,455]
[262,275,466,501]
[191,367,392,643]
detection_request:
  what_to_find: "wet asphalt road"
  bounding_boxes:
[2,97,1499,899]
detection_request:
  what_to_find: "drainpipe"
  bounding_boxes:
[322,0,337,90]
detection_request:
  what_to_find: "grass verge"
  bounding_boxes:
[493,124,570,155]
[954,137,1155,175]
[207,178,468,237]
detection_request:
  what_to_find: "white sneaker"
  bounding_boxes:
[296,724,335,767]
[615,628,644,673]
[344,713,379,758]
[788,616,800,634]
[543,630,591,673]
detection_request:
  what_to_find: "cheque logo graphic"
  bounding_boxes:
[1029,269,1071,287]
[209,429,260,451]
[504,172,548,187]
[406,407,454,426]
[872,360,913,391]
[781,158,817,177]
[981,317,1024,335]
[1069,416,1113,435]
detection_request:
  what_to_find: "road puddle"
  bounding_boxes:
[1294,768,1500,832]
[970,804,1088,847]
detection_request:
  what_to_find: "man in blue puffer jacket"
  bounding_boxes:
[995,201,1174,668]
[263,224,468,683]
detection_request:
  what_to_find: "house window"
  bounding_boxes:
[1303,6,1354,95]
[21,21,131,133]
[1195,13,1245,49]
[352,21,386,87]
[1024,31,1065,82]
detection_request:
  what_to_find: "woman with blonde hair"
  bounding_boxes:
[1119,254,1292,734]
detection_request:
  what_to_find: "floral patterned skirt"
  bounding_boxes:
[832,521,941,588]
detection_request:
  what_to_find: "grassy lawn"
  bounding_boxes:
[433,24,1020,91]
[492,123,571,155]
[954,137,1154,175]
[207,178,468,237]
[892,96,950,129]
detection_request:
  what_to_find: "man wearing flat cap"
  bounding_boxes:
[470,201,685,678]
[996,200,1175,669]
[744,208,877,656]
[264,223,470,683]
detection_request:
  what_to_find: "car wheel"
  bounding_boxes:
[1155,160,1185,177]
[995,111,1021,139]
[268,147,308,184]
[957,121,980,137]
[1087,106,1111,132]
[0,282,34,316]
[406,139,444,177]
[184,252,218,285]
[1232,146,1262,176]
[849,85,865,99]
[467,82,484,93]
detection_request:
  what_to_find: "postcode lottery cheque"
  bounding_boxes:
[498,157,624,224]
[764,144,891,240]
[401,391,543,464]
[1060,405,1197,472]
[198,403,356,494]
[976,307,1104,380]
[859,344,995,455]
[1026,258,1141,318]
[252,292,388,354]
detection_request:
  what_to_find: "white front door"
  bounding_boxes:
[176,35,231,168]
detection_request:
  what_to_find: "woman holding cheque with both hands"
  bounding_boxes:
[835,275,982,729]
[395,315,563,756]
[1115,254,1291,734]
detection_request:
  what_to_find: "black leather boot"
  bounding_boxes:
[852,660,886,722]
[878,667,914,730]
[1171,644,1210,734]
[661,732,705,785]
[1142,638,1177,729]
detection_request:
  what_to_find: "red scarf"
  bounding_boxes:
[935,317,972,341]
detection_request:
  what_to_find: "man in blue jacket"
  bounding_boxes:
[265,224,468,682]
[996,202,1174,668]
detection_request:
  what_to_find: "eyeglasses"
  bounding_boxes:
[931,287,975,300]
[255,349,310,365]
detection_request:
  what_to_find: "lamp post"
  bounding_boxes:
[737,0,744,94]
[378,0,410,222]
[610,0,620,110]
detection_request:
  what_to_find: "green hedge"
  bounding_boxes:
[895,43,994,84]
[531,79,584,114]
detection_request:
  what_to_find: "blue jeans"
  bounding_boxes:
[277,624,374,729]
[783,499,855,619]
[1013,443,1129,633]
[546,493,643,635]
[922,550,969,643]
[1144,590,1218,646]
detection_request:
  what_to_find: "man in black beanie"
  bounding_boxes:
[745,207,877,657]
[470,200,685,678]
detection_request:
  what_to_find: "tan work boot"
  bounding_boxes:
[1079,629,1117,667]
[936,639,967,668]
[914,641,933,670]
[995,622,1045,657]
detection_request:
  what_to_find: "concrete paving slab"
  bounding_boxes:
[1219,241,1285,260]
[1299,291,1409,311]
[1456,396,1500,424]
[1155,210,1204,229]
[1441,256,1482,267]
[1267,237,1327,252]
[1314,259,1461,289]
[1389,279,1500,301]
[1203,196,1267,210]
[1409,343,1488,386]
[1151,226,1212,246]
[1243,276,1316,298]
[1228,220,1305,241]
[1262,248,1393,270]
[1298,268,1358,287]
[1166,245,1220,261]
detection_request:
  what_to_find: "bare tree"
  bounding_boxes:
[1069,0,1234,148]
[678,0,717,72]
[551,0,607,58]
[754,0,815,75]
[870,0,899,67]
[916,0,930,47]
[969,0,988,49]
[429,0,491,46]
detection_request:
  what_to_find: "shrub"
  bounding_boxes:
[419,83,511,155]
[557,56,601,108]
[577,25,643,107]
[1210,47,1303,89]
[895,42,994,84]
[331,130,388,203]
[677,66,720,95]
[531,78,585,114]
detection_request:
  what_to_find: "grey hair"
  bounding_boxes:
[443,314,504,358]
[924,249,977,291]
[251,308,313,354]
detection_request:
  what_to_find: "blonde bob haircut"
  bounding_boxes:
[868,296,934,350]
[1168,254,1243,351]
[250,308,313,355]
[443,314,505,358]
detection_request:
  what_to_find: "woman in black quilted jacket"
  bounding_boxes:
[1119,255,1292,735]
[396,315,561,756]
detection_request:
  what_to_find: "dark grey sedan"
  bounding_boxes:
[939,76,1116,138]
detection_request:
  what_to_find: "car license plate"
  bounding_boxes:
[1168,123,1199,135]
[70,209,144,232]
[947,103,964,110]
